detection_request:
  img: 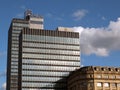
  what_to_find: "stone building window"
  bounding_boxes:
[94,67,99,71]
[103,75,109,78]
[89,82,93,87]
[108,68,113,71]
[97,82,102,87]
[94,67,97,70]
[111,83,116,87]
[101,68,104,71]
[97,75,102,78]
[104,83,109,87]
[90,74,93,78]
[116,75,120,79]
[117,83,120,87]
[110,75,115,79]
[115,68,119,72]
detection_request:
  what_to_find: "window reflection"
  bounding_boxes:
[22,82,66,88]
[22,76,65,82]
[23,42,80,50]
[23,53,80,61]
[24,35,80,45]
[22,70,69,77]
[22,64,77,71]
[22,59,79,66]
[23,48,80,55]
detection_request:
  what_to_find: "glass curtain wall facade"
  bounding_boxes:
[7,19,29,90]
[19,28,80,90]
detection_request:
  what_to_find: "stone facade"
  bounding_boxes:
[68,66,120,90]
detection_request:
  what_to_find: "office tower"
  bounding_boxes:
[7,10,80,90]
[7,10,44,90]
[68,66,120,90]
[18,28,80,90]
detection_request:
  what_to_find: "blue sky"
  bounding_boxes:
[0,0,120,89]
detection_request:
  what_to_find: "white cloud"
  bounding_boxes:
[108,18,120,30]
[0,83,6,90]
[72,9,88,20]
[72,17,120,56]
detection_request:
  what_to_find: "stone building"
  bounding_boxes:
[68,66,120,90]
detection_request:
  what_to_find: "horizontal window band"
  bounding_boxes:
[11,42,19,46]
[10,64,18,66]
[22,46,80,51]
[22,28,79,38]
[12,39,19,41]
[22,58,80,62]
[12,19,28,22]
[22,75,67,78]
[30,20,43,24]
[12,35,20,37]
[22,87,66,89]
[22,74,68,78]
[11,60,18,62]
[22,63,80,67]
[11,67,18,69]
[22,57,80,62]
[22,69,73,72]
[13,23,28,27]
[22,71,70,76]
[10,57,18,59]
[22,52,80,56]
[23,41,80,46]
[11,53,18,55]
[22,80,66,83]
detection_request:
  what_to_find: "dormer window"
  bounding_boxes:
[94,67,97,71]
[101,68,105,71]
